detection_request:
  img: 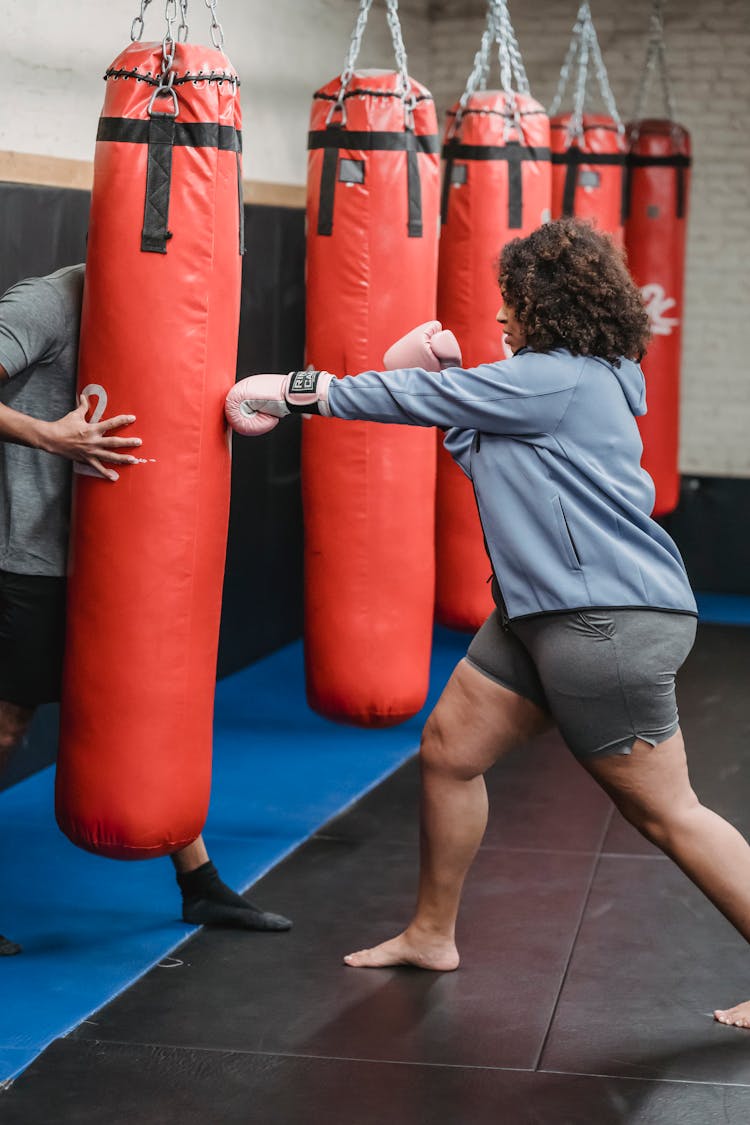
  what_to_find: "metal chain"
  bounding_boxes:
[131,0,153,41]
[550,2,623,139]
[385,0,416,125]
[634,0,676,123]
[327,0,375,123]
[495,1,529,96]
[458,2,528,105]
[459,6,495,108]
[504,12,530,95]
[327,0,415,129]
[586,11,624,132]
[569,9,590,140]
[177,0,189,43]
[204,0,225,49]
[548,2,585,116]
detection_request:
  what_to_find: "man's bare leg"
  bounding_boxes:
[344,659,551,970]
[583,732,750,1027]
[0,701,34,955]
[170,835,209,874]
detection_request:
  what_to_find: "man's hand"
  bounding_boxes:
[36,395,143,482]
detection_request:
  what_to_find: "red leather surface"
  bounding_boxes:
[436,91,551,631]
[626,120,691,516]
[304,71,440,725]
[551,113,626,243]
[56,42,242,858]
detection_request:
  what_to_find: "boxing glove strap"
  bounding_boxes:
[286,369,327,414]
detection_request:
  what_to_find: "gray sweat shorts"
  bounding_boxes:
[466,608,697,759]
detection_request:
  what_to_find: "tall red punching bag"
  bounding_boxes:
[304,0,440,725]
[549,2,626,242]
[436,1,551,631]
[56,18,243,858]
[625,4,691,516]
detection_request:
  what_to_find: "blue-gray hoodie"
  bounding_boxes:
[327,348,696,621]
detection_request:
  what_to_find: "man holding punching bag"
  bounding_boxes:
[0,265,291,955]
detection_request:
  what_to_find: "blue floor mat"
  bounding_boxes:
[696,592,750,626]
[0,628,468,1085]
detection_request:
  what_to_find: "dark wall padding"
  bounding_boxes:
[0,183,306,788]
[662,476,750,595]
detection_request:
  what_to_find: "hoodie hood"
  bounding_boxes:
[603,356,647,417]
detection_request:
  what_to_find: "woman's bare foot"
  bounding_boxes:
[343,926,460,971]
[714,1001,750,1028]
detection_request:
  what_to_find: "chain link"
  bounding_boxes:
[385,0,416,126]
[131,0,226,51]
[131,0,153,42]
[327,0,415,129]
[634,0,676,124]
[549,2,623,140]
[204,0,225,49]
[177,0,189,43]
[455,2,529,139]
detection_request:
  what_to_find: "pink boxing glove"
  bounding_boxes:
[383,321,463,372]
[225,369,335,437]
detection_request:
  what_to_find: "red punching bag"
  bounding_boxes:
[436,4,551,631]
[304,3,440,725]
[56,32,243,858]
[550,114,626,241]
[623,2,691,515]
[549,2,626,241]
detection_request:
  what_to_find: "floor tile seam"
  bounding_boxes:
[64,1036,540,1075]
[538,1066,750,1090]
[313,835,658,860]
[532,808,614,1072]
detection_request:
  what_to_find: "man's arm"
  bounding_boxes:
[0,365,143,483]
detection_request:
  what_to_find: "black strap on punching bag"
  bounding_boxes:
[552,146,628,223]
[441,139,552,229]
[141,108,177,254]
[310,128,440,238]
[622,151,692,221]
[96,114,244,255]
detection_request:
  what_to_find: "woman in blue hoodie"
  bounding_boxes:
[228,220,750,1007]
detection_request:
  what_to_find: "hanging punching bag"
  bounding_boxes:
[550,113,626,241]
[625,120,691,516]
[437,70,551,629]
[55,37,243,858]
[548,2,626,242]
[304,34,441,723]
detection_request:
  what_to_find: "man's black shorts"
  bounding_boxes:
[0,569,66,707]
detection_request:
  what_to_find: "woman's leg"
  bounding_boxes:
[344,659,551,969]
[584,729,750,942]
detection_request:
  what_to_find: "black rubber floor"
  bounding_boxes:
[3,624,750,1124]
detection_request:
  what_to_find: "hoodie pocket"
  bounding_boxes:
[551,495,582,570]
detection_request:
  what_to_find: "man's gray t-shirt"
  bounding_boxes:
[0,265,84,576]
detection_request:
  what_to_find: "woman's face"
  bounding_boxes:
[496,302,528,354]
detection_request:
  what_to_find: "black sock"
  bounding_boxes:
[0,933,22,956]
[177,860,291,932]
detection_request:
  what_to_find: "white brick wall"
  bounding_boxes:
[428,0,750,477]
[0,0,431,184]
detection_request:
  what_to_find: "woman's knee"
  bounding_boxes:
[419,714,485,782]
[618,786,703,845]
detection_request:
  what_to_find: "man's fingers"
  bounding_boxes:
[96,436,143,450]
[95,450,145,466]
[88,456,119,482]
[77,394,90,415]
[98,413,137,433]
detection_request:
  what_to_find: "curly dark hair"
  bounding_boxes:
[497,218,650,365]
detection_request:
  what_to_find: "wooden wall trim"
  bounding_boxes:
[0,151,306,209]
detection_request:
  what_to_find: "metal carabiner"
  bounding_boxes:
[147,82,179,118]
